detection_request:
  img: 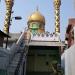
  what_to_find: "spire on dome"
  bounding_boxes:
[36,6,39,11]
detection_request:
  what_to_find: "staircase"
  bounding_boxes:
[7,31,30,75]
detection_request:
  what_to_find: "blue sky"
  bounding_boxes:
[0,0,75,41]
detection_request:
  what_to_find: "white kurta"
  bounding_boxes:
[61,44,75,75]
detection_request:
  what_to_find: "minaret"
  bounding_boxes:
[54,0,61,34]
[3,0,14,34]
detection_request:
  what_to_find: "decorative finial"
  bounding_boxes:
[36,6,39,11]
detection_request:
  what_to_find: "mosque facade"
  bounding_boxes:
[3,9,65,75]
[0,0,65,75]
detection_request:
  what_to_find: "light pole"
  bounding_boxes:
[5,16,22,48]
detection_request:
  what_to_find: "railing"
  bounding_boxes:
[14,30,31,75]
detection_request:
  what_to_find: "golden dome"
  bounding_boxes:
[5,0,13,2]
[28,11,45,25]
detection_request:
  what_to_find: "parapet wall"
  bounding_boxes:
[31,33,60,41]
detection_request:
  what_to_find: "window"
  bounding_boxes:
[32,23,39,29]
[32,29,37,34]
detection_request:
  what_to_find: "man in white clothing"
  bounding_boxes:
[61,44,75,75]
